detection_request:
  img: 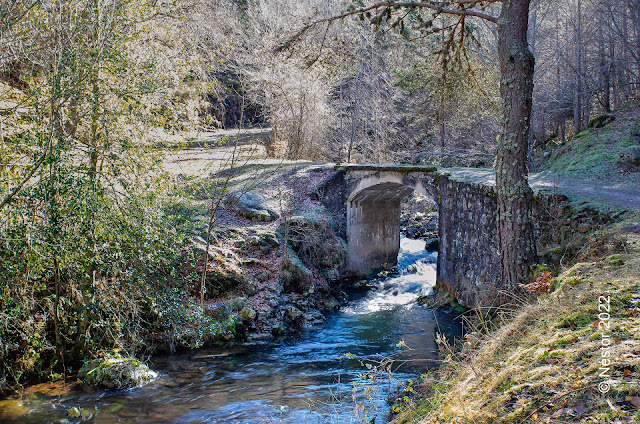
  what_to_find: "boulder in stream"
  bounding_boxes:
[425,238,439,252]
[78,354,158,390]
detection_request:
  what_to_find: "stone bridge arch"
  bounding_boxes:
[344,171,438,275]
[316,164,504,308]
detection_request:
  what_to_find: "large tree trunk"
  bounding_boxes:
[495,0,537,291]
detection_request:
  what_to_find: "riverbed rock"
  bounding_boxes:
[67,407,91,419]
[285,305,303,322]
[425,238,439,252]
[271,322,286,337]
[225,191,279,221]
[322,296,341,311]
[303,310,325,327]
[402,210,439,239]
[250,332,272,342]
[78,355,158,390]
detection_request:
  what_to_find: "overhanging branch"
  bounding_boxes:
[276,0,499,52]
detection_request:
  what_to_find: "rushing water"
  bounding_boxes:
[0,238,460,424]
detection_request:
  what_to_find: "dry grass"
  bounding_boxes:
[394,216,640,423]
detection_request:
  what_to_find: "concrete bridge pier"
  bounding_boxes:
[343,181,417,276]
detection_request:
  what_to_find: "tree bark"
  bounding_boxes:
[495,0,537,291]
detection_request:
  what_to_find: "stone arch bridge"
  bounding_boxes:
[316,164,551,308]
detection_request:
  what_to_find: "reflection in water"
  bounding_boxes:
[0,238,460,424]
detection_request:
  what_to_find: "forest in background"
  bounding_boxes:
[1,0,639,393]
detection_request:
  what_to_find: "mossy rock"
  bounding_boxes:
[425,238,439,252]
[78,355,158,390]
[542,245,569,265]
[192,237,246,298]
[205,269,246,298]
[587,114,615,129]
[227,296,248,312]
[67,407,91,419]
[279,246,314,294]
[240,306,257,321]
[617,146,640,166]
[246,231,280,248]
[225,190,279,221]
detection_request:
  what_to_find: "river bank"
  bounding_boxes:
[0,237,460,423]
[391,214,640,423]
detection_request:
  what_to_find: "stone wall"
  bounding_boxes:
[436,175,501,307]
[311,169,348,239]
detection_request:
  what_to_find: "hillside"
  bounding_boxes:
[538,105,640,185]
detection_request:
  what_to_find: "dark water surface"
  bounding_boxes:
[0,238,461,424]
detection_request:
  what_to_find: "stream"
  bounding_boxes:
[0,237,461,424]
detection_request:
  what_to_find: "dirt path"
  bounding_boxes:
[529,174,640,212]
[160,129,317,178]
[159,132,640,213]
[443,167,640,212]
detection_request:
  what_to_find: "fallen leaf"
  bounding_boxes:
[624,369,633,376]
[513,399,530,411]
[627,396,640,409]
[572,401,588,415]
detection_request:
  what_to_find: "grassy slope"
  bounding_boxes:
[540,105,640,184]
[394,218,640,423]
